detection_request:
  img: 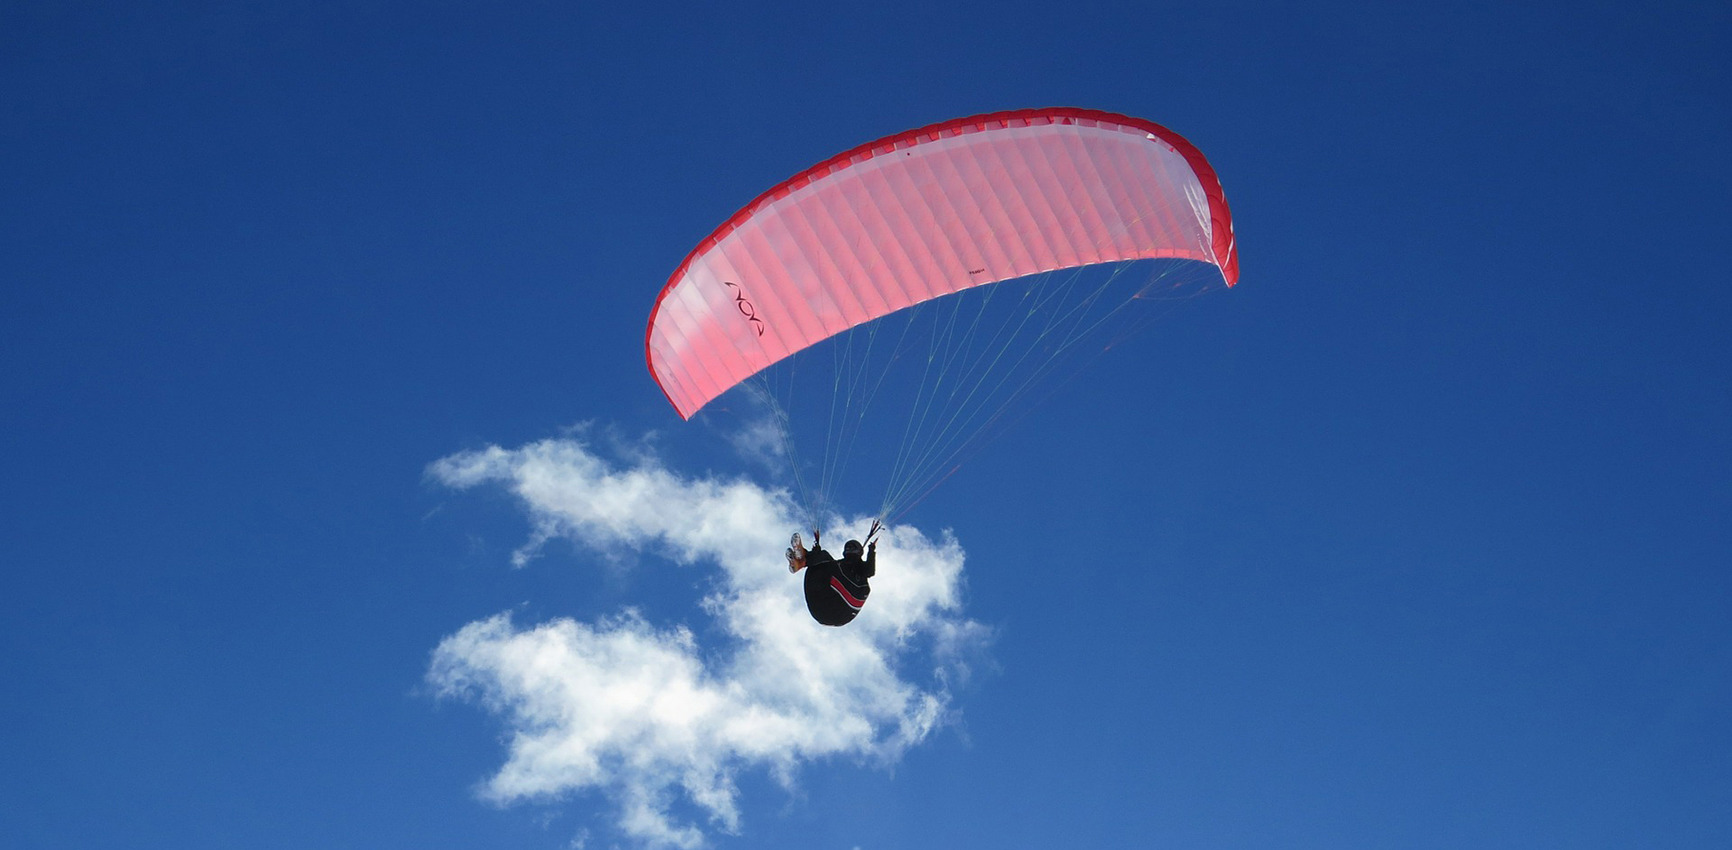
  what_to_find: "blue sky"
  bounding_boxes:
[3,2,1729,848]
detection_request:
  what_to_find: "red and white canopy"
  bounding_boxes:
[646,108,1238,419]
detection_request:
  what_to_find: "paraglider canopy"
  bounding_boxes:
[646,107,1238,420]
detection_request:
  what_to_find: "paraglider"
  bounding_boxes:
[786,531,877,627]
[646,108,1238,623]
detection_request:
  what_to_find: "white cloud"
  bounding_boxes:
[426,435,989,848]
[716,395,789,473]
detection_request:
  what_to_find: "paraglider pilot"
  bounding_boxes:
[786,530,875,627]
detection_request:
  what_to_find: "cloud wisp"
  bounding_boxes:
[426,436,988,848]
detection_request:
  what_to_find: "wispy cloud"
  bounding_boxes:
[426,435,989,848]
